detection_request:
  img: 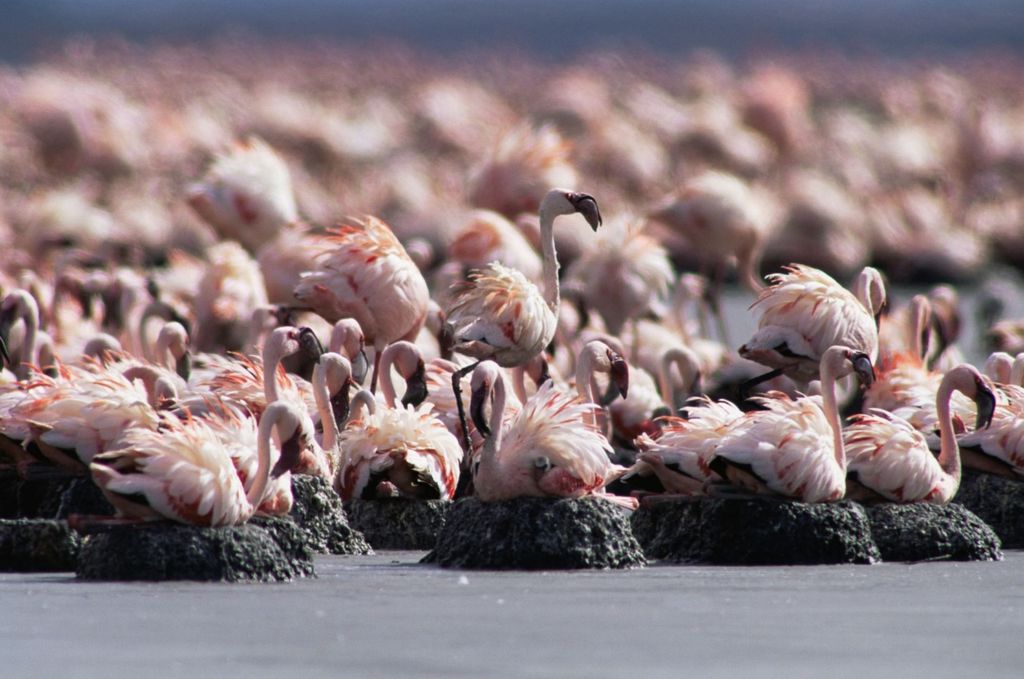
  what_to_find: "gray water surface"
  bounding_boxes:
[3,550,1022,679]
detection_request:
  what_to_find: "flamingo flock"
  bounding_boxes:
[1,43,1023,545]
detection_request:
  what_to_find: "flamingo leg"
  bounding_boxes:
[368,346,383,395]
[709,263,730,346]
[451,360,481,454]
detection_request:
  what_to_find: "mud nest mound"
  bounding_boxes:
[424,496,646,570]
[344,499,450,550]
[289,476,371,555]
[632,497,879,565]
[1,475,113,520]
[0,519,80,572]
[953,470,1024,548]
[866,503,1002,562]
[76,520,315,582]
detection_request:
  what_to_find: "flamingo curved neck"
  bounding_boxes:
[538,200,561,313]
[347,390,376,425]
[478,375,507,495]
[249,414,276,508]
[935,376,963,481]
[574,348,601,427]
[818,353,846,471]
[313,363,338,451]
[1012,355,1024,386]
[378,347,399,408]
[262,338,287,404]
[910,296,931,360]
[659,348,699,409]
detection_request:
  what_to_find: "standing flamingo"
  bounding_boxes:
[845,364,996,503]
[469,360,637,509]
[293,216,429,393]
[444,187,602,450]
[647,171,773,343]
[706,345,875,502]
[87,402,303,526]
[740,264,882,390]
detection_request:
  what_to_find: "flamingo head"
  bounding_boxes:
[849,350,875,388]
[542,188,603,231]
[602,350,626,403]
[470,361,503,438]
[401,360,428,408]
[567,191,603,231]
[266,402,306,478]
[973,375,997,431]
[297,326,325,362]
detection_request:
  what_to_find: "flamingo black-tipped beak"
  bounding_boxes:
[298,326,325,361]
[568,192,602,231]
[470,382,491,438]
[401,361,429,408]
[175,351,192,381]
[331,381,353,426]
[975,381,997,431]
[351,347,369,385]
[272,431,303,478]
[609,351,629,400]
[851,352,875,388]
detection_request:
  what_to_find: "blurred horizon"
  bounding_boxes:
[4,0,1024,63]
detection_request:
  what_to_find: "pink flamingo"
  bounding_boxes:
[469,360,637,509]
[706,345,875,502]
[444,187,602,450]
[334,342,463,500]
[87,401,303,526]
[293,216,429,393]
[740,264,883,391]
[845,364,996,503]
[625,397,746,496]
[647,171,773,342]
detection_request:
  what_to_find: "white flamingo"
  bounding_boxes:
[845,364,996,503]
[87,402,303,526]
[294,216,429,392]
[705,345,875,502]
[469,360,637,509]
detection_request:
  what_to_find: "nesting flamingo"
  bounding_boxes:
[293,216,429,392]
[334,342,462,501]
[706,345,875,502]
[469,360,637,509]
[845,364,996,503]
[87,401,304,526]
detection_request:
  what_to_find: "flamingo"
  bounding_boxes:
[444,187,602,450]
[293,216,429,393]
[608,345,703,444]
[564,215,674,336]
[739,264,882,390]
[573,339,630,432]
[705,345,875,502]
[87,401,304,526]
[844,364,996,503]
[0,290,54,379]
[186,136,298,254]
[334,342,463,501]
[193,240,269,353]
[624,397,746,495]
[468,360,637,509]
[647,171,773,343]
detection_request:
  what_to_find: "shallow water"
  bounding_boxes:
[2,550,1021,678]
